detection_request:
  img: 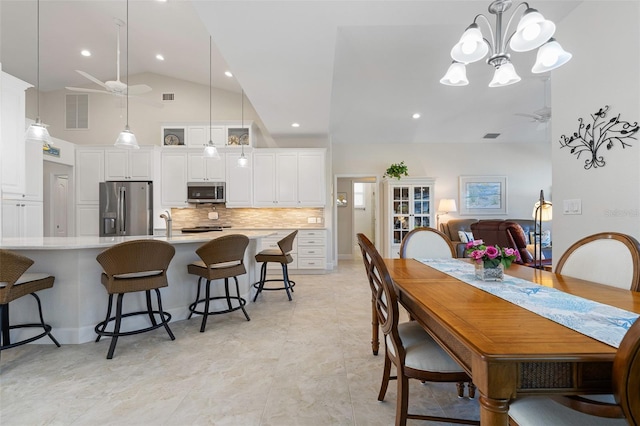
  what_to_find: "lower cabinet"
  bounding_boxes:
[2,200,43,238]
[258,229,326,273]
[76,204,99,236]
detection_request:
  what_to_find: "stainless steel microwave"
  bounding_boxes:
[187,182,225,203]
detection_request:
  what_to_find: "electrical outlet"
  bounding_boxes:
[316,217,323,223]
[307,217,316,224]
[208,212,219,220]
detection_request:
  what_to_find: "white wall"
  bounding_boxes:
[332,142,551,220]
[552,1,640,261]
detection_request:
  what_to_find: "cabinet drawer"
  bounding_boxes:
[297,258,325,269]
[298,230,324,238]
[298,246,323,257]
[298,236,325,246]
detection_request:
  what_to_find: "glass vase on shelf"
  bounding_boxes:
[474,262,504,282]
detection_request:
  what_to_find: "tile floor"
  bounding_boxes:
[0,259,479,425]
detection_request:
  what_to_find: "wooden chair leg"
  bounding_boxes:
[371,297,379,355]
[467,382,476,399]
[378,351,392,401]
[396,369,410,426]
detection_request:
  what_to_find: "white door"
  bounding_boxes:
[53,175,69,237]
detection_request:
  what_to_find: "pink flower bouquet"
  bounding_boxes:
[465,239,519,269]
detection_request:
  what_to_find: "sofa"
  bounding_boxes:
[440,218,551,260]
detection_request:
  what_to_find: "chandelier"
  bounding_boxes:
[440,0,572,87]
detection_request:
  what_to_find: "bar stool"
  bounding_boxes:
[187,234,251,332]
[95,240,176,359]
[253,230,297,302]
[0,250,60,353]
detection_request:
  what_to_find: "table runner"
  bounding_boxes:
[416,258,639,348]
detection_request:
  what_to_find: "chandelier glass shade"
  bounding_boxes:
[442,0,572,88]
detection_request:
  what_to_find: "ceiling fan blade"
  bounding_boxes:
[65,86,113,94]
[126,84,153,96]
[75,70,109,89]
[515,113,541,120]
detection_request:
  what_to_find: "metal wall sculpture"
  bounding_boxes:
[560,105,639,170]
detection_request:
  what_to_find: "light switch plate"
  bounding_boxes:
[563,199,582,215]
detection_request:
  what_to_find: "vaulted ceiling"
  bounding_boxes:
[1,0,582,145]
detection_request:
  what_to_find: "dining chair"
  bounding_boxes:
[95,240,176,359]
[555,232,640,291]
[187,234,251,332]
[356,233,479,426]
[508,314,640,426]
[399,227,456,259]
[0,250,61,354]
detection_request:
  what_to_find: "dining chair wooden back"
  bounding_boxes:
[356,233,478,426]
[399,227,456,259]
[508,314,640,425]
[555,232,640,291]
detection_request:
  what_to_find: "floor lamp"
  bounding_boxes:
[532,190,552,269]
[436,199,457,230]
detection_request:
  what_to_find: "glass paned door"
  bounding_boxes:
[413,186,431,228]
[392,186,410,244]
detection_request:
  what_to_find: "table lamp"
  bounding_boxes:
[437,198,457,230]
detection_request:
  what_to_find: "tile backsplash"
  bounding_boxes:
[170,206,325,229]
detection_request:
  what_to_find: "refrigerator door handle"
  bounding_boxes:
[119,186,126,234]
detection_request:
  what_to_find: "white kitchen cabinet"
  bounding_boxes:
[382,177,435,258]
[22,139,44,201]
[252,149,325,207]
[76,204,99,236]
[104,148,154,181]
[297,229,326,269]
[187,152,225,182]
[253,151,297,207]
[187,125,225,148]
[75,148,105,204]
[225,151,252,207]
[2,200,43,238]
[160,151,188,207]
[297,150,325,206]
[1,72,32,197]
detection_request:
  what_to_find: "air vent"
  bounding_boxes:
[65,94,89,129]
[162,93,175,101]
[483,133,500,139]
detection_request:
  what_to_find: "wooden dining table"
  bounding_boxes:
[384,258,640,426]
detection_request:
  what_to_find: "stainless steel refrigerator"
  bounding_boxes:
[99,181,153,237]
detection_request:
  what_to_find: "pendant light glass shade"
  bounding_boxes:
[204,140,220,158]
[488,61,521,87]
[114,125,139,149]
[237,152,248,168]
[440,62,469,86]
[531,38,572,73]
[25,118,52,146]
[115,0,139,149]
[509,8,555,52]
[450,24,489,63]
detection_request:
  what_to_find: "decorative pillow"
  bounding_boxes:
[541,230,551,248]
[458,230,474,243]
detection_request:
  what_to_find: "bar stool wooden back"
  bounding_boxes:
[253,230,298,301]
[0,250,60,353]
[187,234,251,332]
[95,240,176,359]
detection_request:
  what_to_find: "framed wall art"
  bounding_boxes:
[459,175,507,215]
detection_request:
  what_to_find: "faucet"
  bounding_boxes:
[159,210,172,238]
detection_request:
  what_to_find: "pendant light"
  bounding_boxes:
[237,89,248,168]
[204,36,220,159]
[24,0,53,149]
[114,0,139,149]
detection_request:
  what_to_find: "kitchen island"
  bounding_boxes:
[0,230,274,344]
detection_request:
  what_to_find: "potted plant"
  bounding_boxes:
[384,161,409,180]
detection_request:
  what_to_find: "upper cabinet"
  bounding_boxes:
[1,72,32,198]
[161,121,254,148]
[160,151,188,207]
[75,148,105,204]
[187,152,225,182]
[252,149,326,207]
[225,151,253,207]
[104,148,154,181]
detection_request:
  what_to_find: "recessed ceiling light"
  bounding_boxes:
[81,50,91,57]
[224,71,233,77]
[412,113,421,119]
[156,54,165,61]
[291,123,300,128]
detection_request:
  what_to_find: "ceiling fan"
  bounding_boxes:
[65,19,152,98]
[515,78,551,130]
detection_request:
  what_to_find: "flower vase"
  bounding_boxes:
[475,262,504,282]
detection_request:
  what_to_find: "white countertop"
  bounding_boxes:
[0,229,275,250]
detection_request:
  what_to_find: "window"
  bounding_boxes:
[354,183,365,209]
